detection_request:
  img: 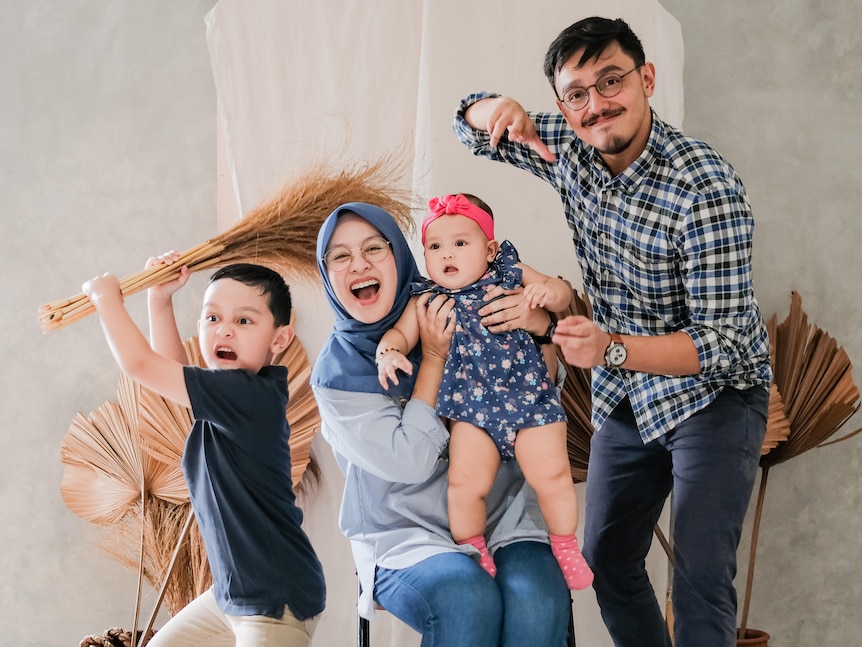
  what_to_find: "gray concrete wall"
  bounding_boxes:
[0,3,217,644]
[660,1,862,644]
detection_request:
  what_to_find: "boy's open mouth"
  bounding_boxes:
[216,346,237,361]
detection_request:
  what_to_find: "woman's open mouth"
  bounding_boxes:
[351,278,380,303]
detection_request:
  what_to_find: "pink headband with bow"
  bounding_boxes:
[421,194,495,245]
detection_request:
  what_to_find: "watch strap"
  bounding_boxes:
[530,313,558,345]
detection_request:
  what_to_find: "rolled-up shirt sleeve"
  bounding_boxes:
[679,186,762,379]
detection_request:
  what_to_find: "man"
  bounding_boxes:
[455,16,771,647]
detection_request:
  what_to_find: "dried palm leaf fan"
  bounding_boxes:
[62,375,194,647]
[39,153,417,331]
[552,282,594,483]
[61,375,188,522]
[760,383,791,455]
[738,291,862,638]
[67,328,321,645]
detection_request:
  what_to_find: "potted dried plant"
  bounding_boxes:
[736,292,861,644]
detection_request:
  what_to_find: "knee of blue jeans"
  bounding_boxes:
[495,542,570,624]
[375,554,503,635]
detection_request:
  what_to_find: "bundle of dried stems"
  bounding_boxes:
[40,154,418,331]
[65,330,320,642]
[738,291,861,637]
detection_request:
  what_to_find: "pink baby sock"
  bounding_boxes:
[549,533,594,590]
[458,535,497,577]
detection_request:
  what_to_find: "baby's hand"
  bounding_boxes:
[523,283,554,309]
[82,273,123,306]
[146,250,190,299]
[376,348,413,389]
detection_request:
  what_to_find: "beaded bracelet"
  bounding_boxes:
[375,347,400,366]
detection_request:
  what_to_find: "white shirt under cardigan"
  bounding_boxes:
[311,386,553,620]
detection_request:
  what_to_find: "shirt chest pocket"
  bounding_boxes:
[612,238,682,307]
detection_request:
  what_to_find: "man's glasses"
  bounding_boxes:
[323,237,392,271]
[559,65,642,111]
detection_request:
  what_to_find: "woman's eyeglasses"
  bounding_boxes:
[323,237,392,271]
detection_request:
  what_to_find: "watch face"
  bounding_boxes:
[608,344,627,366]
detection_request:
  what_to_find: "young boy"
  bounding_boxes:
[83,255,325,646]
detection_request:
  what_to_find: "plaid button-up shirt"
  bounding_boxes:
[455,93,772,443]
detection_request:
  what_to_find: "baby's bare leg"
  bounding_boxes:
[516,421,593,589]
[448,421,501,541]
[515,421,577,535]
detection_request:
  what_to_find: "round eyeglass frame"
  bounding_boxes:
[559,65,643,111]
[323,237,392,271]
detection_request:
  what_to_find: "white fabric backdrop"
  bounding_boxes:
[205,2,683,645]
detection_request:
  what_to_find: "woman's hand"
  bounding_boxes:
[478,285,552,336]
[415,293,455,361]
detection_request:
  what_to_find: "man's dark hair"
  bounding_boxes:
[209,263,292,327]
[543,17,646,94]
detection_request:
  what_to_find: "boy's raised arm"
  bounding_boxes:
[146,251,191,364]
[83,272,191,408]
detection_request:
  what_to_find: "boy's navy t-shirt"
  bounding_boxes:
[182,364,325,620]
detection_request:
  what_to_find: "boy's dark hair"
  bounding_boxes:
[209,263,292,327]
[543,17,646,94]
[460,193,494,219]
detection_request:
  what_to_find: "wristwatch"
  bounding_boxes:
[530,314,558,345]
[604,333,627,368]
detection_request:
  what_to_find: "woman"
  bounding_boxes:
[311,201,571,646]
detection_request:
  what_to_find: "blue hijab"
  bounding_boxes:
[311,202,423,397]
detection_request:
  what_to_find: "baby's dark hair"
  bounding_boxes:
[459,193,494,219]
[543,17,646,93]
[209,263,292,327]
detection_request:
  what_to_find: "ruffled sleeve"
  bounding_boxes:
[493,240,523,290]
[409,276,438,296]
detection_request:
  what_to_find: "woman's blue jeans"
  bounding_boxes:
[374,540,571,647]
[583,386,768,647]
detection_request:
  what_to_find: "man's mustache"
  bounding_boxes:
[582,108,624,128]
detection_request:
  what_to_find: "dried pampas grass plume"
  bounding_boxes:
[40,153,418,331]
